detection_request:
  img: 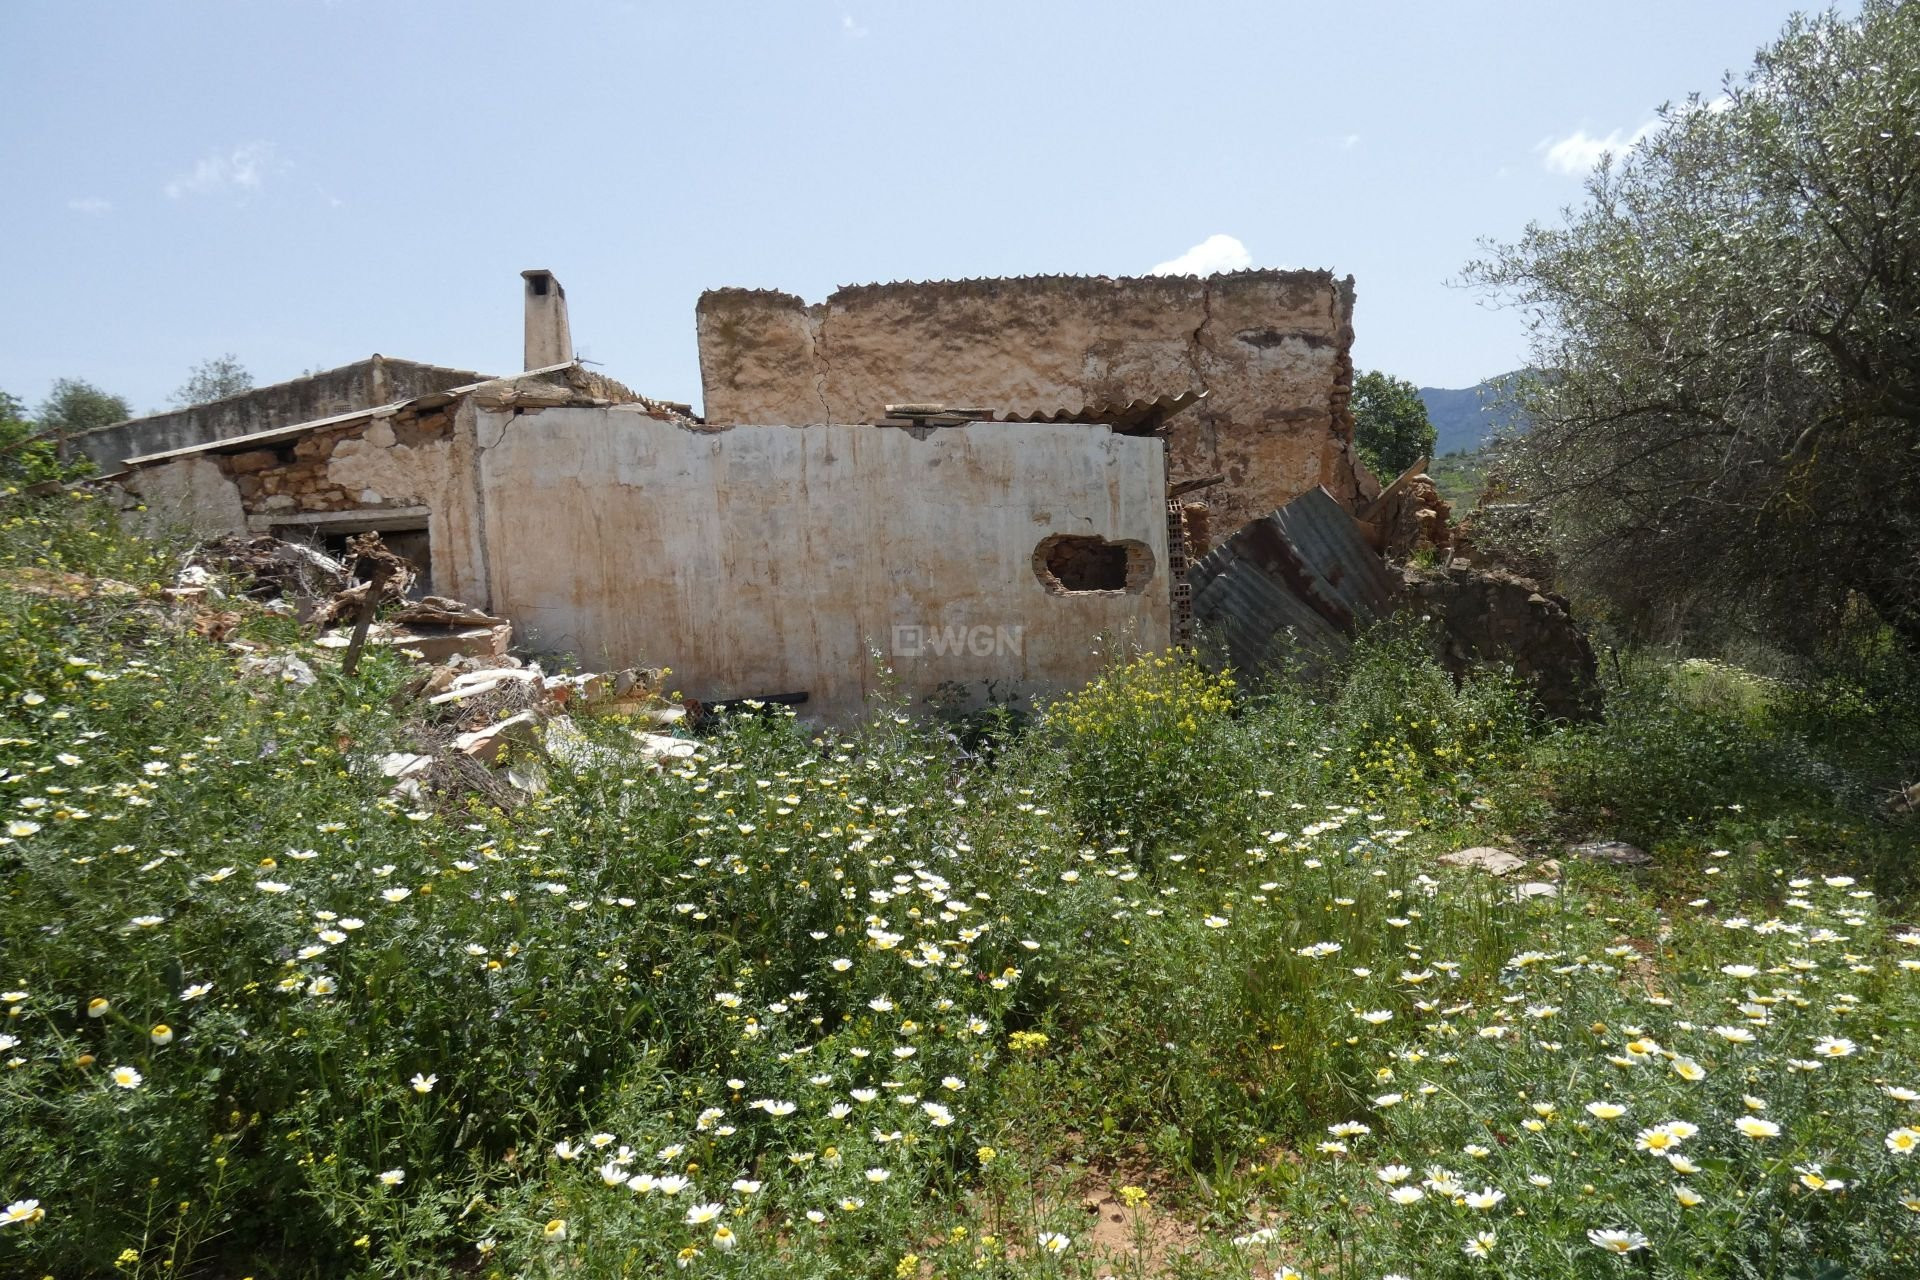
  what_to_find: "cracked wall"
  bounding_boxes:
[696,270,1361,532]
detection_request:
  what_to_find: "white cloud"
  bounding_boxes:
[1340,133,1361,151]
[165,142,282,199]
[841,12,868,37]
[1149,233,1253,278]
[1539,121,1656,175]
[67,197,112,215]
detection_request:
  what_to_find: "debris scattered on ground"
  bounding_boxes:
[184,535,353,610]
[453,710,543,765]
[428,667,541,705]
[1439,846,1528,876]
[375,752,434,779]
[634,731,699,763]
[1567,839,1653,867]
[1,567,139,599]
[151,531,694,810]
[389,596,505,628]
[237,653,316,687]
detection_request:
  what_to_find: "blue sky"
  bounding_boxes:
[3,0,1807,416]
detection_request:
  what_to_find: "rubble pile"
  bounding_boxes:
[165,532,694,807]
[1189,481,1601,720]
[1394,562,1599,722]
[177,536,357,610]
[1355,458,1452,558]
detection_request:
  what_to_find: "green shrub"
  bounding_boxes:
[1036,649,1244,855]
[5,494,1919,1279]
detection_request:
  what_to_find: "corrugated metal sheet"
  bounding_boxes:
[995,390,1205,435]
[1187,486,1396,682]
[879,392,1204,436]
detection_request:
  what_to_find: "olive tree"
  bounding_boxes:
[1467,0,1920,657]
[172,354,253,407]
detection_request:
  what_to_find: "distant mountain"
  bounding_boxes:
[1418,372,1532,457]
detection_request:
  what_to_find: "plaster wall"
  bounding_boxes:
[697,270,1361,531]
[129,456,249,539]
[473,408,1171,721]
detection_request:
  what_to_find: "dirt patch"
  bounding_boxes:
[1077,1188,1195,1274]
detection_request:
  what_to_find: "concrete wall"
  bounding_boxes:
[474,408,1171,721]
[696,270,1362,532]
[73,356,492,473]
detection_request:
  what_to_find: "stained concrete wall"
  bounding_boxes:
[73,357,492,474]
[125,395,1171,722]
[473,408,1171,721]
[697,270,1362,532]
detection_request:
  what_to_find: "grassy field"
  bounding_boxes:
[2,490,1918,1279]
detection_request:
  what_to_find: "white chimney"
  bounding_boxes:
[521,269,572,370]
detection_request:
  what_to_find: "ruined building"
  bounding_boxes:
[109,267,1364,721]
[698,270,1364,533]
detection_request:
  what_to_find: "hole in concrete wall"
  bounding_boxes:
[1032,535,1154,595]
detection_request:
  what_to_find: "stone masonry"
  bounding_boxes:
[696,270,1364,532]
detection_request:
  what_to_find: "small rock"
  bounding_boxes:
[375,752,434,779]
[636,704,688,729]
[1568,840,1652,867]
[634,731,698,763]
[238,653,316,687]
[368,622,513,664]
[1440,846,1527,877]
[505,761,548,796]
[1512,881,1560,901]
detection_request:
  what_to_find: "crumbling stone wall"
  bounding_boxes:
[696,270,1362,532]
[71,356,492,473]
[1398,563,1601,722]
[214,409,456,517]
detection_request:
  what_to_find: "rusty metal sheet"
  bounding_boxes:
[994,390,1205,434]
[876,392,1204,436]
[1187,486,1396,682]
